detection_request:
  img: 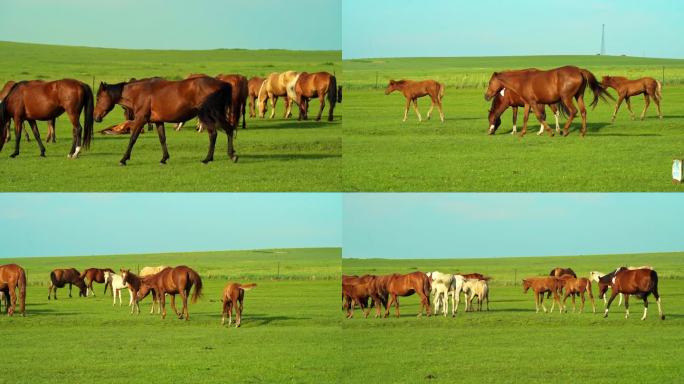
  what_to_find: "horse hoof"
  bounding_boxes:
[9,153,18,158]
[160,159,167,165]
[40,152,46,157]
[201,159,211,164]
[231,155,239,163]
[119,161,127,166]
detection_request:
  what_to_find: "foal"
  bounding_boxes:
[558,275,595,313]
[601,76,662,121]
[522,277,562,313]
[385,80,445,122]
[221,282,256,328]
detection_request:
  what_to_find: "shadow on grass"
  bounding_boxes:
[241,153,340,162]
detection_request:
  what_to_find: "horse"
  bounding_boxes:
[593,266,654,307]
[0,80,35,143]
[550,267,576,278]
[221,282,256,327]
[603,268,664,320]
[216,74,248,130]
[0,264,27,316]
[462,278,489,312]
[257,71,299,119]
[93,76,237,165]
[426,271,453,316]
[487,83,560,135]
[103,271,133,307]
[558,275,595,313]
[247,76,264,118]
[140,265,168,277]
[484,66,612,137]
[120,269,148,315]
[48,268,87,300]
[459,273,490,281]
[342,274,384,318]
[373,272,431,318]
[385,79,445,123]
[289,72,338,122]
[133,266,203,320]
[522,277,562,313]
[0,79,94,158]
[601,76,662,121]
[80,268,115,297]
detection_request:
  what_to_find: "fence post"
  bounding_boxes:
[662,66,665,84]
[277,262,280,280]
[514,269,517,286]
[375,71,378,89]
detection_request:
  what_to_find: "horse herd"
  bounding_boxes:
[386,65,663,136]
[343,266,665,321]
[0,264,256,328]
[0,70,341,165]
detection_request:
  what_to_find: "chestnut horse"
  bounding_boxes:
[247,76,264,118]
[0,81,35,143]
[0,79,94,158]
[342,274,384,318]
[80,268,115,297]
[385,79,445,123]
[522,277,562,313]
[257,71,299,119]
[133,266,203,320]
[374,272,431,318]
[94,76,236,165]
[290,72,339,122]
[488,84,560,135]
[459,273,490,281]
[0,264,26,316]
[216,74,248,130]
[601,76,662,121]
[120,269,150,315]
[550,267,576,278]
[48,268,87,300]
[484,66,612,137]
[558,275,595,313]
[603,268,663,320]
[221,282,256,328]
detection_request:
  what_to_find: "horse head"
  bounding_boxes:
[522,279,531,293]
[384,80,397,95]
[484,72,504,101]
[93,82,120,122]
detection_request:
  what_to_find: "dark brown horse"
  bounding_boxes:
[603,268,663,320]
[130,266,203,320]
[487,82,560,135]
[550,267,576,278]
[373,272,431,318]
[0,79,94,157]
[342,274,384,318]
[120,269,152,315]
[48,268,87,300]
[0,264,27,316]
[291,72,338,122]
[247,76,264,118]
[80,268,115,297]
[385,79,445,122]
[93,76,236,165]
[216,74,248,129]
[522,277,562,313]
[485,66,612,137]
[601,76,662,121]
[558,275,595,313]
[221,282,256,328]
[0,81,34,143]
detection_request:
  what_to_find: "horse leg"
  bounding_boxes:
[169,294,180,318]
[9,117,23,158]
[402,98,410,122]
[412,99,422,122]
[640,296,649,321]
[201,123,218,164]
[48,118,56,143]
[8,286,17,316]
[248,95,256,118]
[119,117,147,166]
[315,95,325,121]
[159,292,166,319]
[571,292,576,313]
[624,294,630,319]
[603,290,619,318]
[68,283,73,298]
[27,120,46,157]
[521,104,531,137]
[611,95,625,122]
[640,94,650,120]
[579,292,585,313]
[562,293,569,313]
[221,299,229,325]
[152,122,170,164]
[551,104,560,133]
[511,106,518,135]
[236,297,243,327]
[624,97,636,120]
[577,96,587,137]
[653,285,664,320]
[392,294,400,318]
[653,92,663,119]
[182,291,189,320]
[284,97,292,119]
[426,97,435,120]
[560,98,577,137]
[618,293,623,307]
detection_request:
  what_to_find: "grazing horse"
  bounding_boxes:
[342,274,384,318]
[462,279,489,312]
[103,271,133,307]
[221,282,256,327]
[374,272,431,318]
[290,71,339,121]
[0,264,27,316]
[484,66,612,137]
[0,79,94,158]
[93,77,236,165]
[80,268,115,297]
[558,275,595,313]
[603,268,664,320]
[48,268,87,300]
[522,277,562,313]
[488,84,560,135]
[385,79,445,123]
[601,76,662,121]
[133,266,203,320]
[550,267,576,278]
[257,71,299,119]
[247,77,264,118]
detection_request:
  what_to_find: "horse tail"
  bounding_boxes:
[655,80,663,101]
[81,83,94,149]
[198,83,234,135]
[240,283,257,291]
[328,75,338,106]
[18,267,27,315]
[189,269,203,303]
[649,269,659,295]
[241,81,247,129]
[0,98,7,152]
[580,69,613,109]
[557,102,571,119]
[337,86,343,103]
[438,82,445,101]
[50,271,59,287]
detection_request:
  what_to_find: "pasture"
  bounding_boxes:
[341,252,684,383]
[0,41,341,191]
[343,55,684,191]
[0,248,341,383]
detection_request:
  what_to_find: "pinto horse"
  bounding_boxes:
[601,76,662,121]
[133,266,203,320]
[522,277,562,313]
[603,268,664,320]
[290,72,339,122]
[385,79,445,122]
[48,268,87,300]
[257,71,299,119]
[485,66,612,137]
[221,282,256,328]
[80,268,115,297]
[558,275,595,313]
[247,77,264,118]
[94,77,236,165]
[0,79,94,158]
[374,272,431,318]
[488,83,560,135]
[0,264,27,316]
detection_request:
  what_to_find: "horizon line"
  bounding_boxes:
[343,53,684,61]
[342,249,683,260]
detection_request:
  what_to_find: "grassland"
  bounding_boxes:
[0,248,341,383]
[341,252,684,383]
[0,41,341,191]
[343,55,684,191]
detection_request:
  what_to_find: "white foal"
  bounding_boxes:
[104,271,133,307]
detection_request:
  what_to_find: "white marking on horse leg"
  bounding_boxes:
[641,307,647,320]
[489,124,495,134]
[604,308,609,316]
[618,293,623,306]
[512,124,517,134]
[554,112,560,132]
[657,298,663,318]
[73,146,81,158]
[537,124,544,135]
[625,308,629,318]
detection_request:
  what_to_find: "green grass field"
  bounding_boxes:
[0,248,341,383]
[343,55,684,191]
[0,41,341,191]
[342,252,684,383]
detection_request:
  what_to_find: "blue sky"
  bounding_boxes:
[1,0,340,50]
[0,193,341,258]
[343,0,684,59]
[343,193,684,259]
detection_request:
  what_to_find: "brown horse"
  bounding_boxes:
[550,267,576,278]
[216,74,248,130]
[257,71,299,119]
[80,268,115,297]
[488,83,560,135]
[373,272,431,318]
[48,268,87,300]
[485,66,612,137]
[342,274,384,318]
[459,273,490,281]
[0,264,26,316]
[132,266,203,320]
[603,268,663,320]
[385,79,445,123]
[221,282,256,327]
[290,72,338,121]
[0,80,36,143]
[522,277,562,313]
[601,76,662,121]
[120,269,151,315]
[0,79,94,158]
[558,275,595,313]
[94,76,236,165]
[247,76,264,118]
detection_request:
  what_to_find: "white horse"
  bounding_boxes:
[426,271,453,317]
[462,279,489,311]
[104,271,133,307]
[590,266,653,306]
